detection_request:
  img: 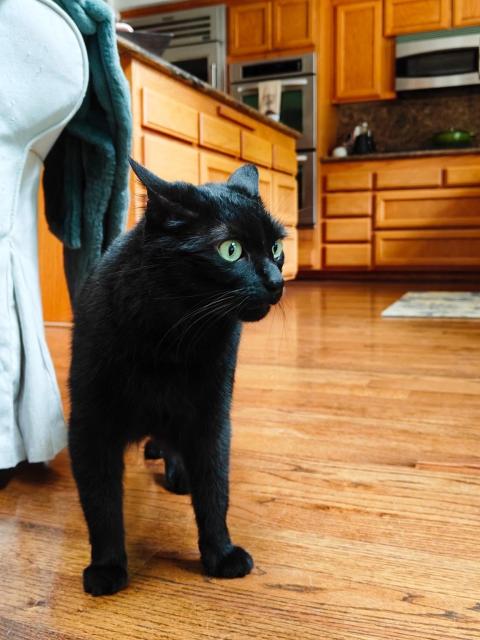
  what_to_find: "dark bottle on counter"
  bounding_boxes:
[352,122,376,155]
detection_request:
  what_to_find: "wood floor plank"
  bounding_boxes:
[1,281,479,639]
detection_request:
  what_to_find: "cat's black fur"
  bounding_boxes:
[68,161,286,596]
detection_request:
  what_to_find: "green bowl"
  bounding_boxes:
[432,129,475,148]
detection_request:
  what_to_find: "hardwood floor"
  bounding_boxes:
[1,281,480,639]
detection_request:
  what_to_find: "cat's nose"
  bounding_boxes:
[262,262,284,299]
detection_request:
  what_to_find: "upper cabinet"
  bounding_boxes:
[229,0,314,57]
[273,0,315,50]
[453,0,480,26]
[333,0,395,103]
[229,2,272,56]
[385,0,480,34]
[385,0,451,34]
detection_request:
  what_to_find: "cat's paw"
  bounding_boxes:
[203,546,254,579]
[83,564,128,596]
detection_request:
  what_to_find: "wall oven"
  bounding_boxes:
[230,54,316,151]
[396,28,480,91]
[230,54,317,225]
[127,5,226,91]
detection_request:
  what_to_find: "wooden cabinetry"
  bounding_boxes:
[229,0,314,57]
[333,0,394,103]
[385,0,451,35]
[229,2,272,56]
[454,0,480,26]
[321,154,480,272]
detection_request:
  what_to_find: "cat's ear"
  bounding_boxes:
[129,157,198,231]
[227,164,259,198]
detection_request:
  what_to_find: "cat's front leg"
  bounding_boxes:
[182,423,253,578]
[69,419,128,596]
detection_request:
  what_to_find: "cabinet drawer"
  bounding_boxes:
[324,192,372,217]
[143,135,199,185]
[272,143,297,174]
[325,171,373,192]
[199,113,241,156]
[199,151,241,184]
[142,88,198,143]
[445,166,480,187]
[283,227,298,280]
[375,188,480,229]
[375,229,480,267]
[376,167,442,189]
[324,243,371,268]
[272,172,298,226]
[325,218,371,242]
[241,131,272,168]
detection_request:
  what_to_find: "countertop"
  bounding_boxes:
[322,147,480,163]
[117,36,300,139]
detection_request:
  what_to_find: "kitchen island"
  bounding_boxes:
[118,36,300,280]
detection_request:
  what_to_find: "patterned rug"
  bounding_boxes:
[382,291,480,318]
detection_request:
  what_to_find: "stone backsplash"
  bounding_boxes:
[335,88,480,153]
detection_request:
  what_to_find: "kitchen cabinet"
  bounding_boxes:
[229,2,272,56]
[320,154,480,272]
[273,0,315,50]
[228,0,314,58]
[333,0,395,103]
[453,0,480,26]
[384,0,451,35]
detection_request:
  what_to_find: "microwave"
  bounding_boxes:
[396,28,480,91]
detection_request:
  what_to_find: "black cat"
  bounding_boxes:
[68,160,286,596]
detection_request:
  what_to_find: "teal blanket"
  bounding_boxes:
[43,0,132,303]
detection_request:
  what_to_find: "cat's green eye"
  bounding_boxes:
[272,239,284,260]
[218,240,243,262]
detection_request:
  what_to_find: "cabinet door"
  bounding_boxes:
[199,151,241,184]
[385,0,451,35]
[272,172,298,226]
[282,227,298,280]
[273,0,314,50]
[229,2,272,57]
[143,135,200,186]
[453,0,480,26]
[333,0,394,103]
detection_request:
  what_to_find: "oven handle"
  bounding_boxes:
[210,63,217,89]
[235,78,309,93]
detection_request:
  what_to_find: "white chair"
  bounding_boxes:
[0,0,89,468]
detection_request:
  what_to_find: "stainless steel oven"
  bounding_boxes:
[127,5,226,91]
[229,53,316,151]
[396,28,480,91]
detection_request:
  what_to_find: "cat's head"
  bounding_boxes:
[130,158,286,322]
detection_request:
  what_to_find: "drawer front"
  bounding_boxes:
[282,227,298,280]
[325,192,372,217]
[199,113,241,156]
[241,131,272,168]
[272,143,297,174]
[272,172,298,226]
[143,135,199,185]
[375,230,480,267]
[376,167,442,189]
[325,218,371,242]
[324,243,371,268]
[258,167,273,211]
[325,171,373,192]
[375,188,480,229]
[445,166,480,187]
[142,88,198,143]
[199,151,241,184]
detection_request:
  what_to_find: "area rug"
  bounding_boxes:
[382,292,480,318]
